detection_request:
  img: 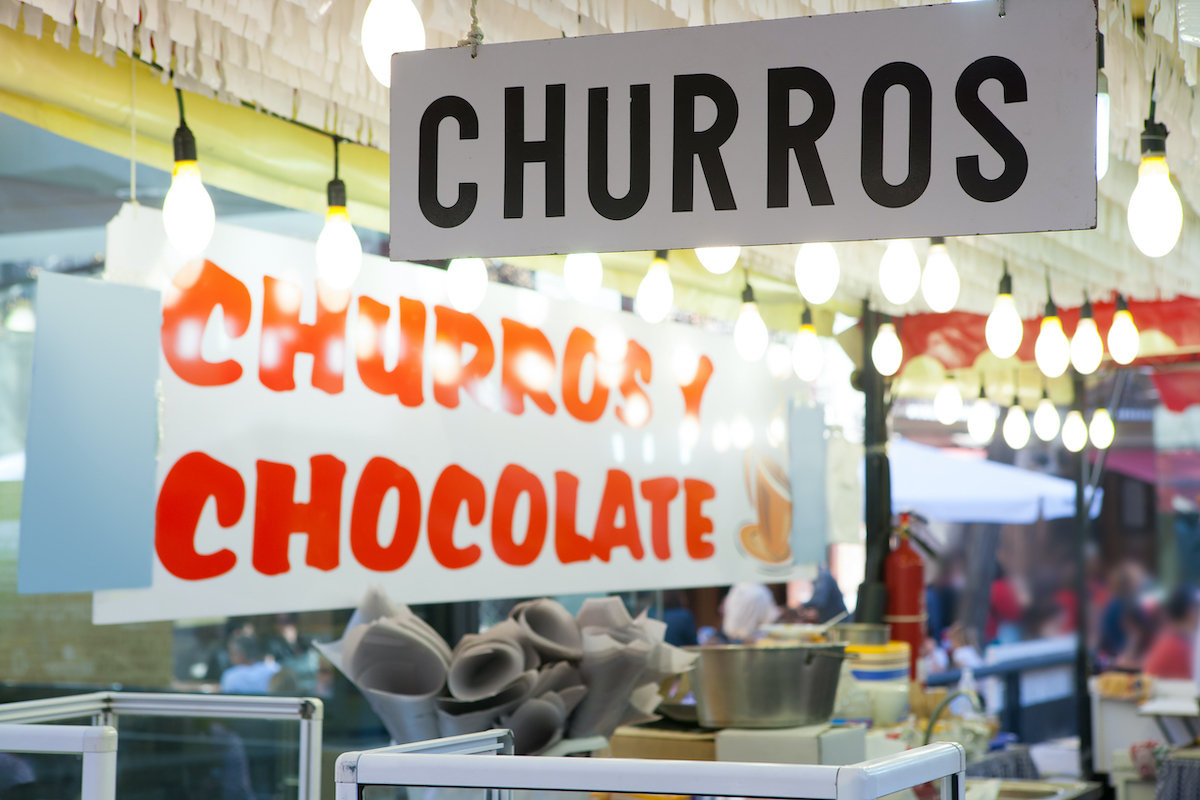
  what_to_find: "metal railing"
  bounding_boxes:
[927,651,1076,739]
[0,722,118,800]
[0,691,322,800]
[335,734,967,800]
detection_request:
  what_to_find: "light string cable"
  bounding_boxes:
[457,0,484,57]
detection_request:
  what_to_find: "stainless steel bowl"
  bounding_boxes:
[825,623,891,645]
[686,643,848,729]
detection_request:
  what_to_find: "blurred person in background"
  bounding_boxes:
[709,583,778,644]
[1145,587,1198,679]
[1111,604,1155,673]
[220,636,280,694]
[803,565,848,624]
[927,556,964,646]
[1100,561,1149,662]
[985,565,1024,644]
[662,590,698,647]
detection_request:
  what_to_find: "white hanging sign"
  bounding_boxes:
[91,208,806,624]
[388,0,1096,260]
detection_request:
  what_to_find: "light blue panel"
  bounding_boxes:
[789,401,828,565]
[18,272,161,593]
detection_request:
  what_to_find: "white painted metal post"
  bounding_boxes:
[298,699,324,800]
[0,724,118,800]
[336,738,965,800]
[0,693,325,800]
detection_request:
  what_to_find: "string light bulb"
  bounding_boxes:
[1108,294,1140,365]
[1003,402,1031,450]
[1035,298,1070,379]
[794,242,839,306]
[1070,297,1104,375]
[792,307,824,382]
[921,237,960,313]
[162,89,215,258]
[871,317,903,377]
[878,240,921,306]
[733,274,768,362]
[636,250,674,323]
[563,253,603,303]
[1090,408,1115,449]
[1033,389,1060,442]
[985,266,1023,359]
[967,386,996,444]
[446,258,488,313]
[1062,410,1088,453]
[695,246,740,275]
[315,138,363,290]
[934,378,963,426]
[1127,105,1182,258]
[361,0,426,87]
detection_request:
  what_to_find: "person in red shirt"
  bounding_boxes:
[985,567,1023,644]
[1144,587,1198,680]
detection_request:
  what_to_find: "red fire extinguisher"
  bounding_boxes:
[885,513,926,681]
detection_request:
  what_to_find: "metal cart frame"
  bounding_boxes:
[0,692,322,800]
[0,722,118,800]
[336,733,966,800]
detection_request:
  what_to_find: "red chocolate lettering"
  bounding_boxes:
[592,469,644,561]
[252,456,346,575]
[553,471,593,563]
[156,452,243,580]
[640,477,680,561]
[428,464,485,569]
[350,457,421,571]
[492,464,547,566]
[684,478,716,559]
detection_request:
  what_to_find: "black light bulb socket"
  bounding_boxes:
[998,271,1012,295]
[173,123,197,163]
[1098,32,1105,70]
[1044,298,1058,318]
[978,385,987,399]
[1116,293,1129,313]
[801,306,813,327]
[327,178,347,208]
[1141,120,1168,157]
[742,283,755,304]
[1042,387,1050,400]
[654,249,669,262]
[1080,298,1094,320]
[930,236,946,246]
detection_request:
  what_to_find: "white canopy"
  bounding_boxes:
[887,437,1101,525]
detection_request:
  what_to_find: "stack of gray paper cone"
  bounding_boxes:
[318,588,696,751]
[314,588,452,744]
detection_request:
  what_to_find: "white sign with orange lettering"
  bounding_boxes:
[93,208,807,624]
